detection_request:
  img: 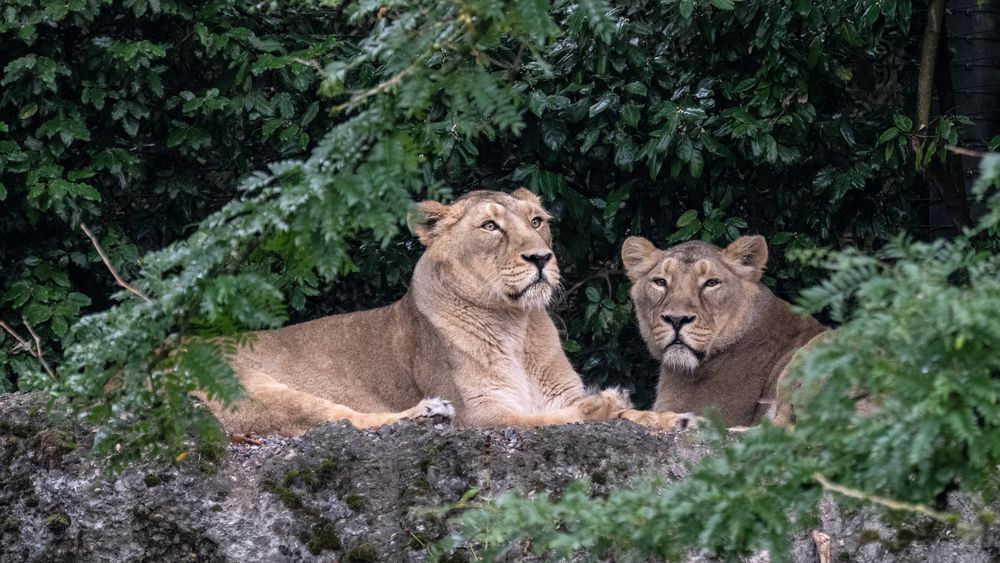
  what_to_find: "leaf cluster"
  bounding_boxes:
[0,0,349,391]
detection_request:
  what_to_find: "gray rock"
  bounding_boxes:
[0,392,996,562]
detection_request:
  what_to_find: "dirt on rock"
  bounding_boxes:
[0,391,997,562]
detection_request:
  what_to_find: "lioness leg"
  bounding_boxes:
[461,389,633,427]
[210,367,454,436]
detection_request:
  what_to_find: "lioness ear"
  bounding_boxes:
[621,236,659,282]
[723,235,768,281]
[511,187,542,205]
[407,200,450,246]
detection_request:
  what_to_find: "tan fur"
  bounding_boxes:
[622,235,826,427]
[210,190,691,436]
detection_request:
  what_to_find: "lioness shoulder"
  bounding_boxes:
[621,235,825,427]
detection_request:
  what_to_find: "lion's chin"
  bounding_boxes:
[661,344,702,372]
[508,282,553,311]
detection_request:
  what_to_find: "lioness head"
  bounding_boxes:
[621,235,768,371]
[409,189,559,311]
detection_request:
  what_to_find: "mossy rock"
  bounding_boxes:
[344,543,378,562]
[31,428,76,470]
[45,512,70,534]
[345,493,366,512]
[298,519,342,555]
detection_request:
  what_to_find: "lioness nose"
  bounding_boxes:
[662,314,696,329]
[522,253,552,269]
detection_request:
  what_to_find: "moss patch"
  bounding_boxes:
[31,428,76,469]
[263,481,304,510]
[298,519,342,555]
[45,512,70,534]
[283,458,339,492]
[344,543,378,562]
[2,515,19,533]
[345,494,366,512]
[196,417,227,475]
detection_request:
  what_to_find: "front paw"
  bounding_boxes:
[620,409,699,432]
[411,397,456,423]
[577,388,633,422]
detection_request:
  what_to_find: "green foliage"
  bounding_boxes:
[0,1,346,390]
[5,0,559,468]
[0,0,941,468]
[443,157,1000,560]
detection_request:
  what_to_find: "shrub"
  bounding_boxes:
[0,1,346,389]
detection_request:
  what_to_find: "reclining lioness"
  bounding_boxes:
[621,235,826,427]
[211,189,692,435]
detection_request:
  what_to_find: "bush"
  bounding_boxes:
[442,154,1000,560]
[0,1,346,389]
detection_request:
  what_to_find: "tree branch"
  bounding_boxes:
[812,472,978,534]
[22,319,56,379]
[80,223,151,303]
[0,319,56,379]
[0,320,32,354]
[553,266,622,308]
[946,144,988,159]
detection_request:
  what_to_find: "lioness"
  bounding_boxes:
[621,235,826,427]
[211,189,692,436]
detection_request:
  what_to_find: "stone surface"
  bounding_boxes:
[0,392,997,562]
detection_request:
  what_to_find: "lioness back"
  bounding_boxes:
[234,297,430,413]
[622,235,825,427]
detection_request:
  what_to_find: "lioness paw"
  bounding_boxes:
[620,409,699,432]
[411,397,456,422]
[577,388,633,421]
[673,412,700,431]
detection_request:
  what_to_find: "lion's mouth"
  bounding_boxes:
[665,338,705,361]
[508,274,548,300]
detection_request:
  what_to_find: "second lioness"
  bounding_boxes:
[622,235,826,427]
[211,189,692,435]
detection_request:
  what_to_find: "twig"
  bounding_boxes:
[335,62,421,113]
[289,57,323,73]
[812,472,966,531]
[946,144,988,159]
[80,223,151,303]
[229,433,264,446]
[554,266,621,307]
[0,320,32,354]
[21,319,56,379]
[2,319,56,379]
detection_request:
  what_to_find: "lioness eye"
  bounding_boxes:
[652,277,667,287]
[481,220,499,231]
[704,278,721,288]
[531,217,543,228]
